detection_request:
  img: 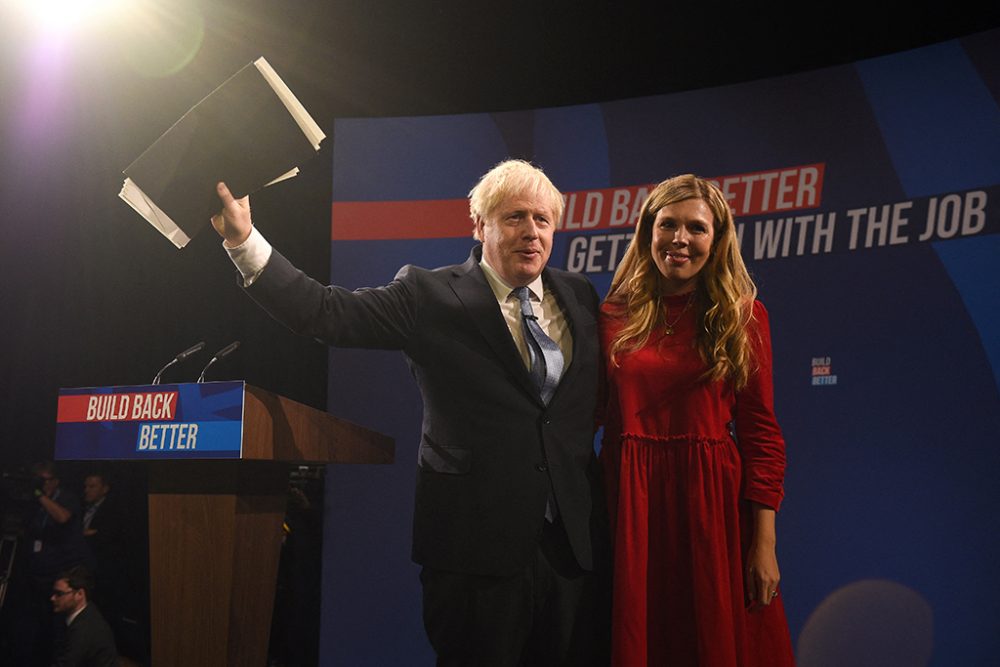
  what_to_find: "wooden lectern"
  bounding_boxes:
[55,382,394,666]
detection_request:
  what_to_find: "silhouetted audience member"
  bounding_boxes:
[269,484,322,666]
[51,565,118,667]
[13,461,88,666]
[29,462,87,579]
[79,469,151,665]
[81,472,124,630]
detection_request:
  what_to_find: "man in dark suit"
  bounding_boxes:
[213,160,607,666]
[81,473,124,634]
[50,565,118,667]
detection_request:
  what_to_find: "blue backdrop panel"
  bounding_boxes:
[320,30,1000,665]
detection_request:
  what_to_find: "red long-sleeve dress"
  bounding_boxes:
[599,295,795,666]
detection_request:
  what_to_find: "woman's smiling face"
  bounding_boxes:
[650,198,716,295]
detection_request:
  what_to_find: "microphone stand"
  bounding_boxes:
[197,341,240,383]
[151,341,206,385]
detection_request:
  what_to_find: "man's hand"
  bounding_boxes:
[38,494,72,524]
[211,182,252,247]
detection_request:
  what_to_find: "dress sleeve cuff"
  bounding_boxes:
[224,226,272,287]
[744,488,783,512]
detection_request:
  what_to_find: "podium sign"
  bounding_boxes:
[55,381,245,460]
[53,381,393,666]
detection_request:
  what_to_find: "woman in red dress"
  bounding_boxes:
[600,175,795,666]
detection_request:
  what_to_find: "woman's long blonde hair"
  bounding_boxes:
[606,174,758,389]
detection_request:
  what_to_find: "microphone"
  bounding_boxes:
[151,341,206,385]
[197,341,241,383]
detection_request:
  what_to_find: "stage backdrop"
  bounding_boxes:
[318,30,999,665]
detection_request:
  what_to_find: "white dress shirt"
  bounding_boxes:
[478,258,573,370]
[224,226,272,286]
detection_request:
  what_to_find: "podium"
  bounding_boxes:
[55,382,394,666]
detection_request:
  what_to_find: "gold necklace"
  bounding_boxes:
[663,291,695,335]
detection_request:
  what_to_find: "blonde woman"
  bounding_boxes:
[600,175,794,666]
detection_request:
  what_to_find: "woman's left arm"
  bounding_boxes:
[746,502,780,606]
[735,302,786,606]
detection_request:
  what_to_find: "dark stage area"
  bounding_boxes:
[1,1,998,664]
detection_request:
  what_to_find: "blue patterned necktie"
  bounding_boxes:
[513,286,564,404]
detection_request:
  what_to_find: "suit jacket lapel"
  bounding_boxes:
[543,269,589,396]
[449,247,541,402]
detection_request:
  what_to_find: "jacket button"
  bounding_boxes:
[536,464,548,472]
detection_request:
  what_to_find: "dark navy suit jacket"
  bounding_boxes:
[247,245,605,576]
[54,604,118,667]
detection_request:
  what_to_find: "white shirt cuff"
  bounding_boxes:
[224,226,272,286]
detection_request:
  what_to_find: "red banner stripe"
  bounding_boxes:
[332,200,471,241]
[57,395,94,422]
[330,164,826,242]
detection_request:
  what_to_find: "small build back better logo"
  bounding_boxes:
[811,357,837,386]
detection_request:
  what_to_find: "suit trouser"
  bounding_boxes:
[420,518,609,667]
